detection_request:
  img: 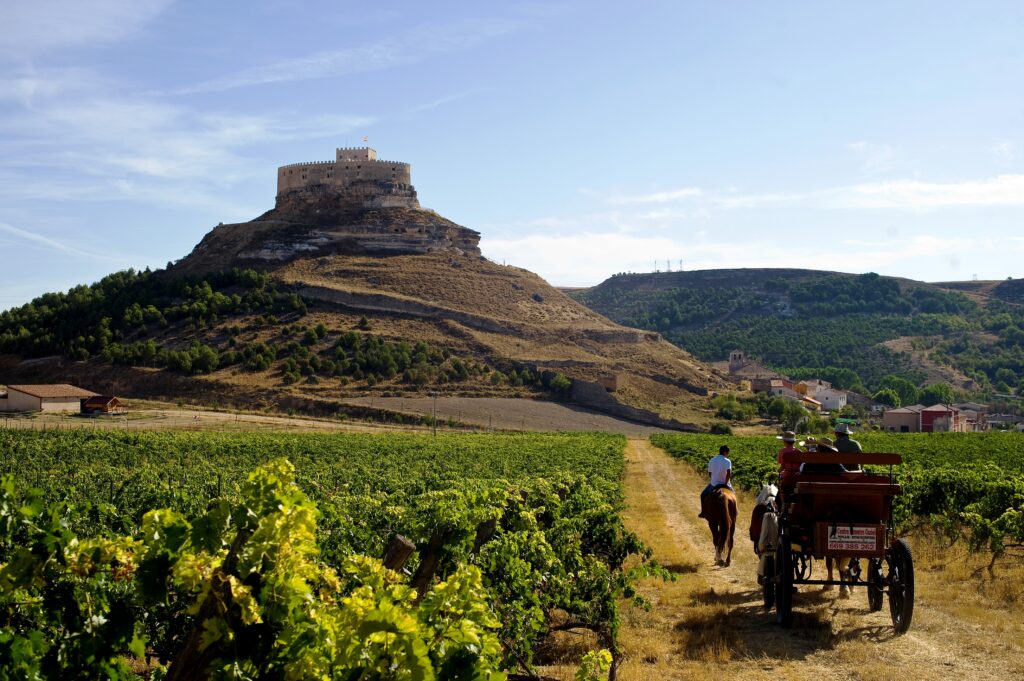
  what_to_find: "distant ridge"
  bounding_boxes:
[571,268,1024,396]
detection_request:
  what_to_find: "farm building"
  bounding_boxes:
[881,403,966,432]
[881,404,925,432]
[920,404,963,433]
[1,384,98,412]
[82,395,127,415]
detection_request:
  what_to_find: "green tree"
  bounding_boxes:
[919,382,955,406]
[873,388,901,408]
[550,373,573,396]
[880,375,920,406]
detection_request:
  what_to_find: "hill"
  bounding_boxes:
[571,268,1024,397]
[0,148,724,426]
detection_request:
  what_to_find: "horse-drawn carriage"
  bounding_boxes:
[761,451,914,633]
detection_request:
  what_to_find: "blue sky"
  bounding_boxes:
[1,1,1023,309]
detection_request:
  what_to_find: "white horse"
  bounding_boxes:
[752,484,779,581]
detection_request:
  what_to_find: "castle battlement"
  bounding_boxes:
[275,146,419,210]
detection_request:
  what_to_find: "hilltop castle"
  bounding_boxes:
[276,147,420,210]
[174,145,480,272]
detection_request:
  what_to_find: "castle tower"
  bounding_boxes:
[275,147,419,210]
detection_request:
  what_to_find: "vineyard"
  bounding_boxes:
[0,429,657,679]
[651,432,1024,565]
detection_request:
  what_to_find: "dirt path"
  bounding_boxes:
[614,439,1022,681]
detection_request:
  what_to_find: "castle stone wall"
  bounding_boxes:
[277,147,412,196]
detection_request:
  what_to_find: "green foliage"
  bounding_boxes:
[550,373,573,396]
[919,382,955,406]
[0,430,654,677]
[0,268,301,364]
[880,375,920,406]
[709,422,733,435]
[873,388,901,407]
[711,393,757,421]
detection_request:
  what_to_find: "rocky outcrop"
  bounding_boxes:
[172,204,481,276]
[274,181,420,215]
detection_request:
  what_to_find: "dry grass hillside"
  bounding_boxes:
[2,204,727,425]
[278,253,718,384]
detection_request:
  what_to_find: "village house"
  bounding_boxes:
[882,404,926,432]
[920,404,963,432]
[0,384,98,413]
[82,395,127,415]
[815,387,848,411]
[751,377,795,393]
[795,379,831,398]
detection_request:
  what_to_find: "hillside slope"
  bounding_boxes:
[572,268,1024,395]
[0,202,724,424]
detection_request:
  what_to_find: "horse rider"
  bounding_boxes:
[698,445,733,519]
[834,423,863,472]
[776,430,801,504]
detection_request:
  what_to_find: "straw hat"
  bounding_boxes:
[776,430,797,443]
[817,436,838,453]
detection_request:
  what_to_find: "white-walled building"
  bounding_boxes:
[816,388,848,411]
[1,384,97,412]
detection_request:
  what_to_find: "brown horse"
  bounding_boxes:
[704,487,738,567]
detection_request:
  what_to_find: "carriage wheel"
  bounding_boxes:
[762,555,776,610]
[775,536,793,627]
[867,558,884,612]
[888,539,914,634]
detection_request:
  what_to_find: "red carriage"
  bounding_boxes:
[763,451,914,633]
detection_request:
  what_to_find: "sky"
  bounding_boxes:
[1,1,1023,309]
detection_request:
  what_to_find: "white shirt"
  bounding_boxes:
[708,454,732,486]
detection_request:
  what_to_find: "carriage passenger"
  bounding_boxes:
[799,436,845,474]
[834,423,863,472]
[776,430,801,505]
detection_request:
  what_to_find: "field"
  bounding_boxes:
[5,426,1024,679]
[0,429,651,679]
[0,395,672,435]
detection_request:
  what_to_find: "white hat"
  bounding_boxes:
[834,423,854,435]
[776,430,797,443]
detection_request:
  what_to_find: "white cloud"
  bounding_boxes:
[0,1,173,56]
[602,174,1024,211]
[841,175,1024,208]
[0,68,373,212]
[173,19,517,94]
[483,229,1009,287]
[0,220,125,262]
